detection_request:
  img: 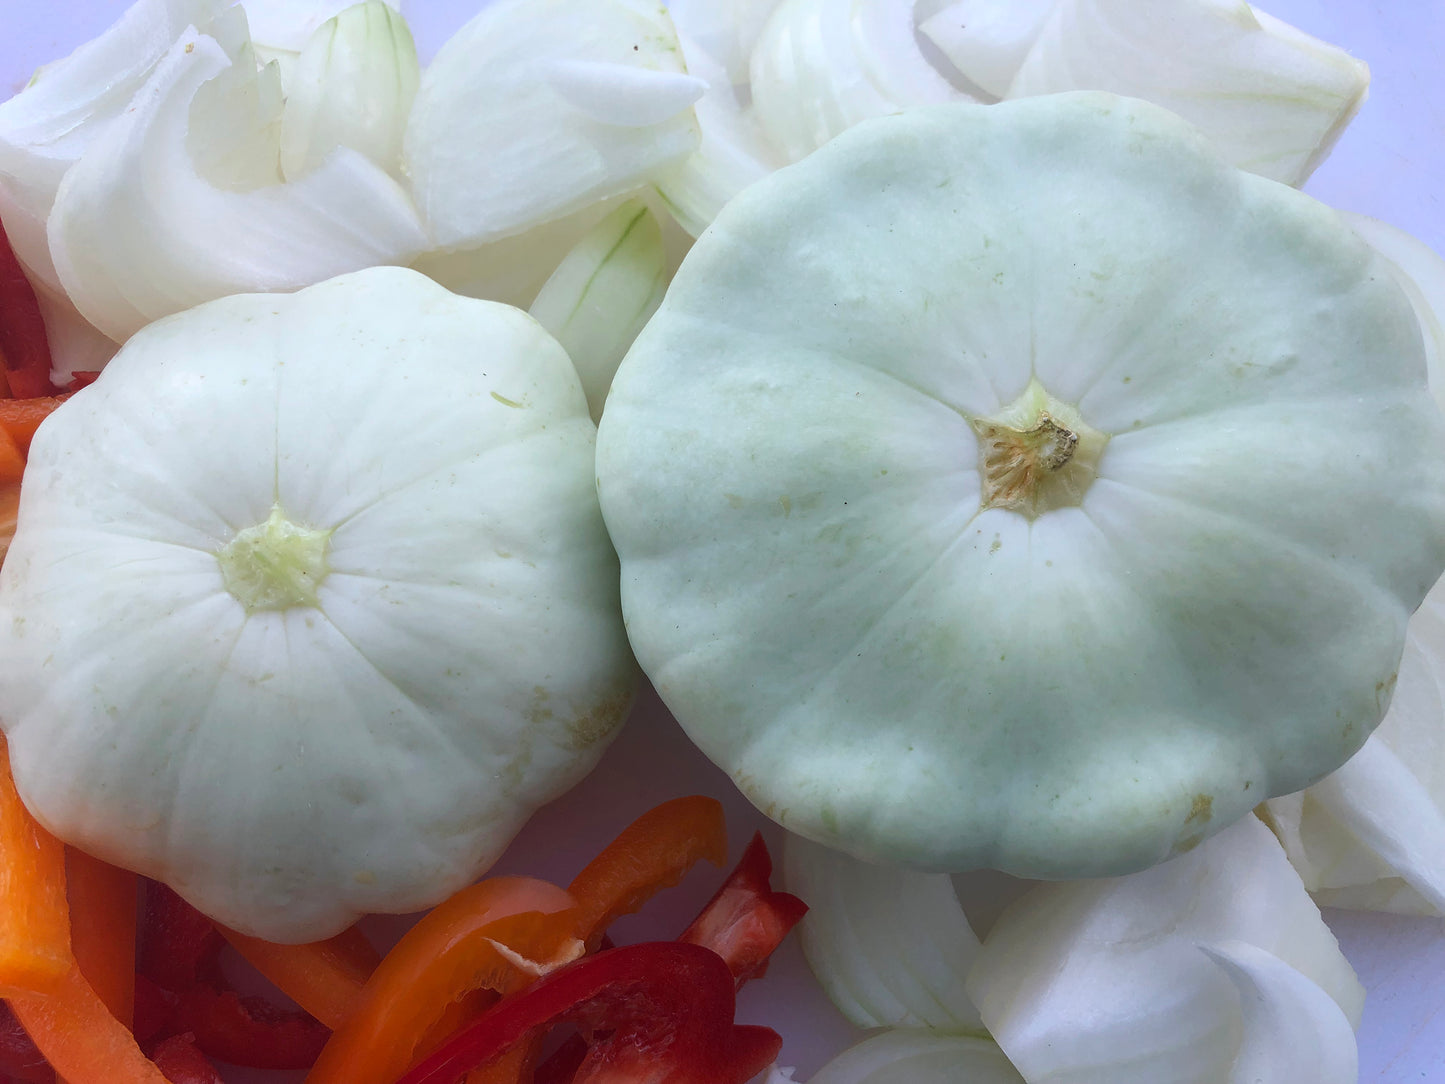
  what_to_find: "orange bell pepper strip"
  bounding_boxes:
[7,965,173,1084]
[0,735,70,994]
[1,738,176,1084]
[563,794,728,951]
[303,877,577,1084]
[217,923,379,1030]
[1,428,24,569]
[462,795,729,1084]
[0,397,68,458]
[64,848,138,1030]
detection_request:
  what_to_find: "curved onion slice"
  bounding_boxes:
[919,0,1058,99]
[808,1032,1024,1084]
[654,33,787,237]
[529,199,667,421]
[748,0,975,162]
[404,0,704,249]
[1007,0,1368,186]
[242,0,404,85]
[0,0,227,293]
[782,834,984,1033]
[1201,942,1358,1084]
[1264,586,1445,917]
[33,283,119,385]
[47,27,427,343]
[280,1,420,180]
[966,815,1363,1083]
[411,201,622,310]
[667,0,785,83]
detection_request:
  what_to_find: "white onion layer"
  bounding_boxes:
[782,833,984,1033]
[0,0,226,293]
[919,0,1058,99]
[47,28,428,342]
[966,815,1363,1083]
[1007,0,1369,186]
[404,0,702,249]
[1202,941,1358,1084]
[654,32,787,238]
[808,1032,1025,1084]
[529,199,667,422]
[279,1,420,181]
[749,0,975,162]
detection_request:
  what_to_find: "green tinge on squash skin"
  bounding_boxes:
[595,92,1445,881]
[0,267,638,943]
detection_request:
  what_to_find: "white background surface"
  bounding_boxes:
[2,1,1444,1081]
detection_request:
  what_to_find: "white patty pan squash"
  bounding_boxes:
[0,266,637,942]
[594,92,1445,880]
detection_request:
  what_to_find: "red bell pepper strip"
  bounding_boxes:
[302,877,576,1084]
[0,220,57,401]
[147,1034,225,1084]
[393,943,781,1084]
[138,883,330,1070]
[459,797,730,1084]
[0,1001,54,1084]
[531,833,807,1083]
[679,832,808,986]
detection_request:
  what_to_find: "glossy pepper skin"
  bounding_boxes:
[394,942,782,1084]
[0,220,56,401]
[137,883,330,1070]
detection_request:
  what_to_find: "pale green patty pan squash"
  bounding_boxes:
[0,266,637,942]
[594,92,1445,878]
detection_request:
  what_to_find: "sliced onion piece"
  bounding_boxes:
[1007,0,1369,186]
[1200,941,1358,1084]
[33,283,119,386]
[782,834,984,1033]
[667,0,787,83]
[749,0,975,162]
[48,28,428,343]
[918,0,1058,99]
[966,815,1363,1083]
[187,33,286,192]
[654,33,787,237]
[0,0,228,293]
[411,201,622,310]
[279,1,420,181]
[808,1031,1024,1084]
[404,0,704,249]
[242,0,404,86]
[529,199,667,421]
[1264,587,1445,917]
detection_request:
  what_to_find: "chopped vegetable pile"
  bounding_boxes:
[1,0,1443,1081]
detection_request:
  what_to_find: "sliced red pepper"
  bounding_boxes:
[393,943,781,1084]
[139,882,329,1070]
[147,1034,225,1084]
[0,220,57,401]
[303,877,576,1084]
[0,1000,54,1084]
[531,834,806,1083]
[679,833,808,986]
